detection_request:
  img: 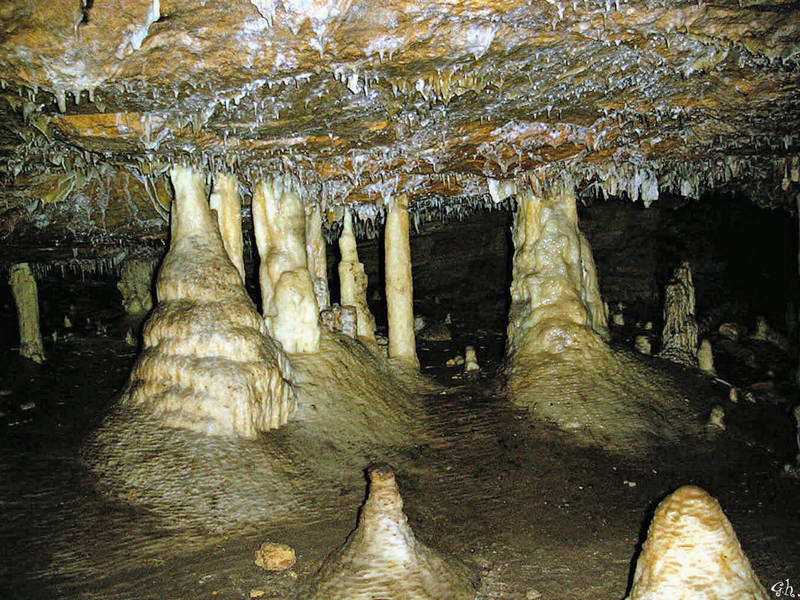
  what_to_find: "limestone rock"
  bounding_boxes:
[254,542,296,571]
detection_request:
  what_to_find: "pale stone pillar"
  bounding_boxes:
[339,208,376,341]
[506,180,608,359]
[209,172,245,282]
[658,261,699,367]
[252,176,320,354]
[305,200,330,312]
[9,263,45,363]
[384,194,418,367]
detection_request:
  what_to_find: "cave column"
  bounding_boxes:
[339,208,376,341]
[9,263,45,364]
[305,200,330,311]
[506,177,608,360]
[209,172,245,282]
[385,194,419,367]
[252,176,321,354]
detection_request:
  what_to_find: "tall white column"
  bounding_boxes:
[9,263,45,364]
[385,194,418,367]
[339,208,376,341]
[209,172,245,282]
[305,200,330,311]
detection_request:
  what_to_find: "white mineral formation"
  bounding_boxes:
[697,339,716,375]
[307,465,477,600]
[464,345,480,372]
[124,165,296,438]
[252,176,321,354]
[305,200,330,311]
[612,312,625,326]
[209,172,245,282]
[338,208,376,341]
[658,261,699,367]
[706,405,726,435]
[8,262,45,364]
[385,194,419,367]
[117,257,156,316]
[506,180,608,358]
[628,485,768,600]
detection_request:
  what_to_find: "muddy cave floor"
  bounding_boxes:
[1,321,800,599]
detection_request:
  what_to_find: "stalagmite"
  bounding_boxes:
[658,261,699,367]
[117,256,156,316]
[385,194,419,367]
[252,176,321,354]
[305,200,330,311]
[122,165,296,437]
[706,405,725,435]
[8,263,45,364]
[464,345,480,372]
[307,465,477,600]
[209,172,245,282]
[635,335,651,355]
[338,208,376,341]
[697,339,715,374]
[506,180,608,359]
[628,485,768,600]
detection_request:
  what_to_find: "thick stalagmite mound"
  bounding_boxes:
[306,465,478,600]
[628,485,768,600]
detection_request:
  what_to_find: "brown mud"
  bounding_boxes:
[1,326,799,599]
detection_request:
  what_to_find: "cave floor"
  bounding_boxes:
[1,333,799,600]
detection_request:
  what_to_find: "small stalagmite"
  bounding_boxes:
[307,465,477,600]
[697,339,715,374]
[305,200,331,311]
[117,256,156,316]
[8,263,45,364]
[658,261,699,367]
[123,165,296,438]
[385,194,419,367]
[628,485,768,600]
[252,176,321,354]
[338,208,376,341]
[209,172,245,282]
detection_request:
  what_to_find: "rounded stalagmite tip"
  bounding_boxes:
[628,485,768,600]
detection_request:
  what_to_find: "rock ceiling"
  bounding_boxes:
[0,0,799,256]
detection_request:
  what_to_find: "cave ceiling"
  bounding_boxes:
[0,0,799,260]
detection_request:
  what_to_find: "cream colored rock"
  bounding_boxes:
[254,542,296,571]
[706,405,725,434]
[9,263,45,364]
[209,172,245,282]
[634,335,651,355]
[338,208,376,341]
[658,261,699,367]
[628,485,768,600]
[117,257,156,316]
[307,465,477,600]
[385,194,419,367]
[305,200,330,311]
[612,312,625,326]
[506,180,608,358]
[697,339,715,375]
[252,176,321,354]
[123,165,297,438]
[464,345,480,372]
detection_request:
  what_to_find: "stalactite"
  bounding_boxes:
[338,208,376,341]
[628,486,768,599]
[252,176,321,354]
[122,165,296,438]
[506,179,608,359]
[8,263,45,364]
[658,261,699,367]
[305,200,330,311]
[384,194,419,367]
[307,465,477,600]
[209,172,245,282]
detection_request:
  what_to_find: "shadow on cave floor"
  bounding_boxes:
[0,334,799,600]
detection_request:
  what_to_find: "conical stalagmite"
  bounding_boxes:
[339,208,376,341]
[307,465,477,600]
[117,256,156,316]
[9,262,45,364]
[385,194,419,367]
[628,485,768,600]
[209,172,245,282]
[252,176,321,354]
[659,261,699,367]
[123,165,296,438]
